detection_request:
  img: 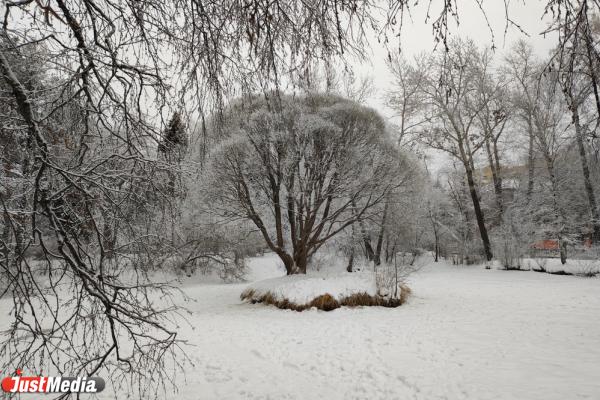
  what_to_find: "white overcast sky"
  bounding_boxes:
[352,0,558,172]
[357,0,557,115]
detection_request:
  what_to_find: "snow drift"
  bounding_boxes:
[241,270,410,311]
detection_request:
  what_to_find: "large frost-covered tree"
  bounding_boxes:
[207,94,400,274]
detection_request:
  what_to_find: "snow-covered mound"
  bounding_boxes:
[244,270,377,304]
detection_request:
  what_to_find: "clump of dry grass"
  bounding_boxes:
[240,288,255,302]
[341,292,379,307]
[240,286,411,312]
[309,294,339,311]
[399,283,412,304]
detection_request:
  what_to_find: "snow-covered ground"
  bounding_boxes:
[2,254,600,399]
[166,254,600,400]
[243,265,378,304]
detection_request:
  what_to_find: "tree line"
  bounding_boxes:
[387,34,600,266]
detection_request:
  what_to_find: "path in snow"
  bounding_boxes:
[173,254,600,400]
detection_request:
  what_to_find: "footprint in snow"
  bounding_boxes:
[282,361,299,370]
[251,349,265,359]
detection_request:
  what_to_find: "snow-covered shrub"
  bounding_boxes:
[449,243,485,265]
[496,236,525,270]
[375,267,412,302]
[491,220,528,270]
[568,259,600,277]
[184,255,247,282]
[532,257,548,272]
[162,246,248,282]
[375,252,419,301]
[218,257,248,282]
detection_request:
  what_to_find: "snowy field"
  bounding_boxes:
[2,254,599,400]
[157,254,599,400]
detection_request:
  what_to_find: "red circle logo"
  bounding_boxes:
[1,377,15,393]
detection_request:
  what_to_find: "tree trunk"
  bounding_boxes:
[290,244,309,274]
[351,200,375,261]
[585,23,600,123]
[385,237,397,263]
[484,136,503,217]
[464,164,493,261]
[526,118,535,202]
[492,138,503,211]
[0,49,42,265]
[101,208,117,258]
[277,251,297,275]
[544,157,568,265]
[559,240,567,265]
[1,211,10,261]
[572,104,600,242]
[374,197,389,265]
[346,250,354,272]
[357,217,375,261]
[434,230,439,262]
[275,248,310,275]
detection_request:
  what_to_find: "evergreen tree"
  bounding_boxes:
[158,111,188,162]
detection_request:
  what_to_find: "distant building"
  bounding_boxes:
[530,238,592,258]
[474,164,528,205]
[476,164,528,188]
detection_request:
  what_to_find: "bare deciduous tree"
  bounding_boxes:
[390,39,495,261]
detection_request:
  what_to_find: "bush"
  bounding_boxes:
[532,257,547,272]
[570,259,600,277]
[309,294,340,311]
[375,256,419,300]
[497,237,525,270]
[166,251,247,282]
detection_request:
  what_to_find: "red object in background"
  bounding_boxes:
[530,239,560,250]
